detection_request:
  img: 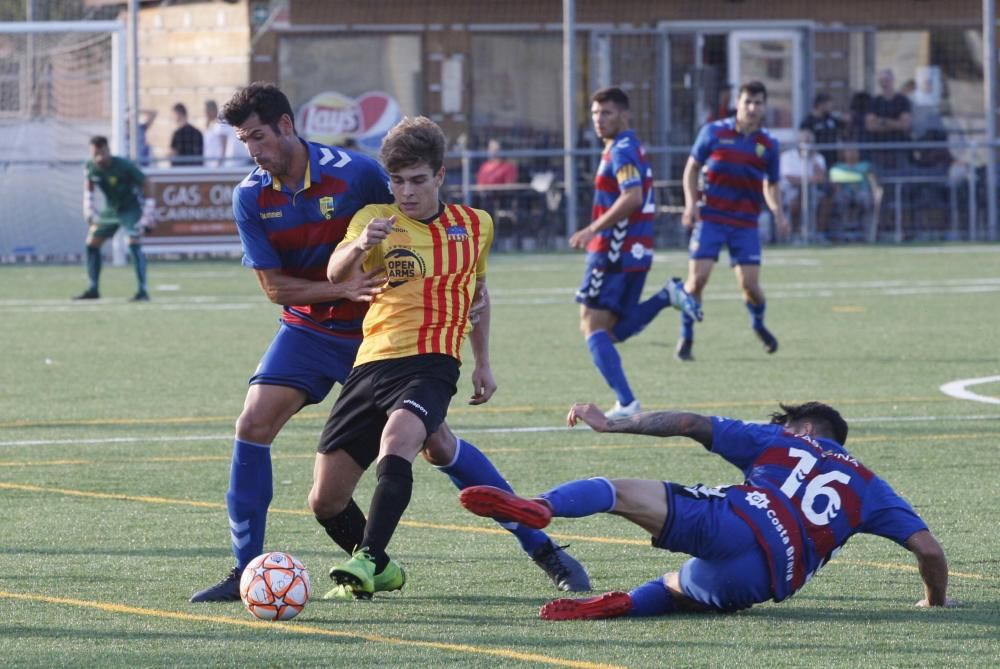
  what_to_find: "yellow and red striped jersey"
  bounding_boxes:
[339,202,493,365]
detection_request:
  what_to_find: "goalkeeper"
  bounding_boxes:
[74,135,156,301]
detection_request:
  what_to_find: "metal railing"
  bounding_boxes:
[446,138,999,250]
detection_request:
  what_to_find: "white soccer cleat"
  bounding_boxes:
[604,399,641,420]
[665,277,703,322]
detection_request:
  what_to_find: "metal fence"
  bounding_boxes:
[2,1,999,261]
[447,136,996,252]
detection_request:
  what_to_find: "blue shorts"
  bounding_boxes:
[689,221,762,266]
[575,254,648,316]
[654,482,772,611]
[250,322,360,405]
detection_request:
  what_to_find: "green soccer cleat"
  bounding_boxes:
[328,547,376,598]
[323,558,406,600]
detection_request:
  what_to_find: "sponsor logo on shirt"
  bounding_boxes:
[260,210,283,219]
[384,247,426,287]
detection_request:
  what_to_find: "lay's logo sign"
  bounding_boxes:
[299,91,402,154]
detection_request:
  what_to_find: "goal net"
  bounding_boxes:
[0,21,125,261]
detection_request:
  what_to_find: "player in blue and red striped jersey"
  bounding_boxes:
[571,87,702,420]
[460,401,957,620]
[190,84,588,603]
[678,81,789,362]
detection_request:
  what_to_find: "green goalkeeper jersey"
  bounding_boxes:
[86,155,145,218]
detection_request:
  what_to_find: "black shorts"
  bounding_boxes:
[316,353,460,469]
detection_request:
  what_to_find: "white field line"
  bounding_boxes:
[940,375,1000,405]
[1,413,997,448]
[5,277,999,312]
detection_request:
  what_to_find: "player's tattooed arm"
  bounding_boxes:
[567,404,713,447]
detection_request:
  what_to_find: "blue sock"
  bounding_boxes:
[628,577,678,617]
[225,439,273,570]
[539,477,616,518]
[612,292,671,342]
[85,246,101,290]
[680,312,694,341]
[437,439,549,553]
[586,331,634,406]
[129,243,147,292]
[746,300,766,330]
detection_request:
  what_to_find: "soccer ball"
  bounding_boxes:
[239,551,311,621]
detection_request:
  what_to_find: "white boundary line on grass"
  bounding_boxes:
[1,413,998,448]
[939,375,1000,405]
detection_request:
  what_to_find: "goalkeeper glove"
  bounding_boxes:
[83,190,99,225]
[137,198,157,233]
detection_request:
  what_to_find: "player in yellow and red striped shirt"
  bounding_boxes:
[343,200,490,366]
[309,117,589,598]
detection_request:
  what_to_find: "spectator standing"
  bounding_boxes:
[865,69,912,171]
[170,102,204,167]
[203,99,240,168]
[137,109,157,167]
[799,93,845,168]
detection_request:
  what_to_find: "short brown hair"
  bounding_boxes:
[739,81,768,102]
[591,86,629,110]
[89,135,109,150]
[380,116,446,174]
[221,82,295,134]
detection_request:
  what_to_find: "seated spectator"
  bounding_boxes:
[829,146,879,240]
[780,129,830,242]
[475,139,519,223]
[476,139,518,187]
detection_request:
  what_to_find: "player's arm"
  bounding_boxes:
[568,185,642,249]
[466,278,496,405]
[254,267,385,306]
[327,215,394,283]
[567,404,713,447]
[764,155,790,236]
[83,176,97,223]
[905,530,957,607]
[681,156,702,230]
[134,164,156,232]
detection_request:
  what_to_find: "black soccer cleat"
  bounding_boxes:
[674,338,694,362]
[754,326,779,354]
[130,290,150,302]
[531,541,592,593]
[190,567,242,603]
[73,288,100,300]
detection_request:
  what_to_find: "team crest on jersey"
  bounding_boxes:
[756,142,766,157]
[446,225,468,242]
[319,196,335,219]
[384,247,426,287]
[109,176,118,186]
